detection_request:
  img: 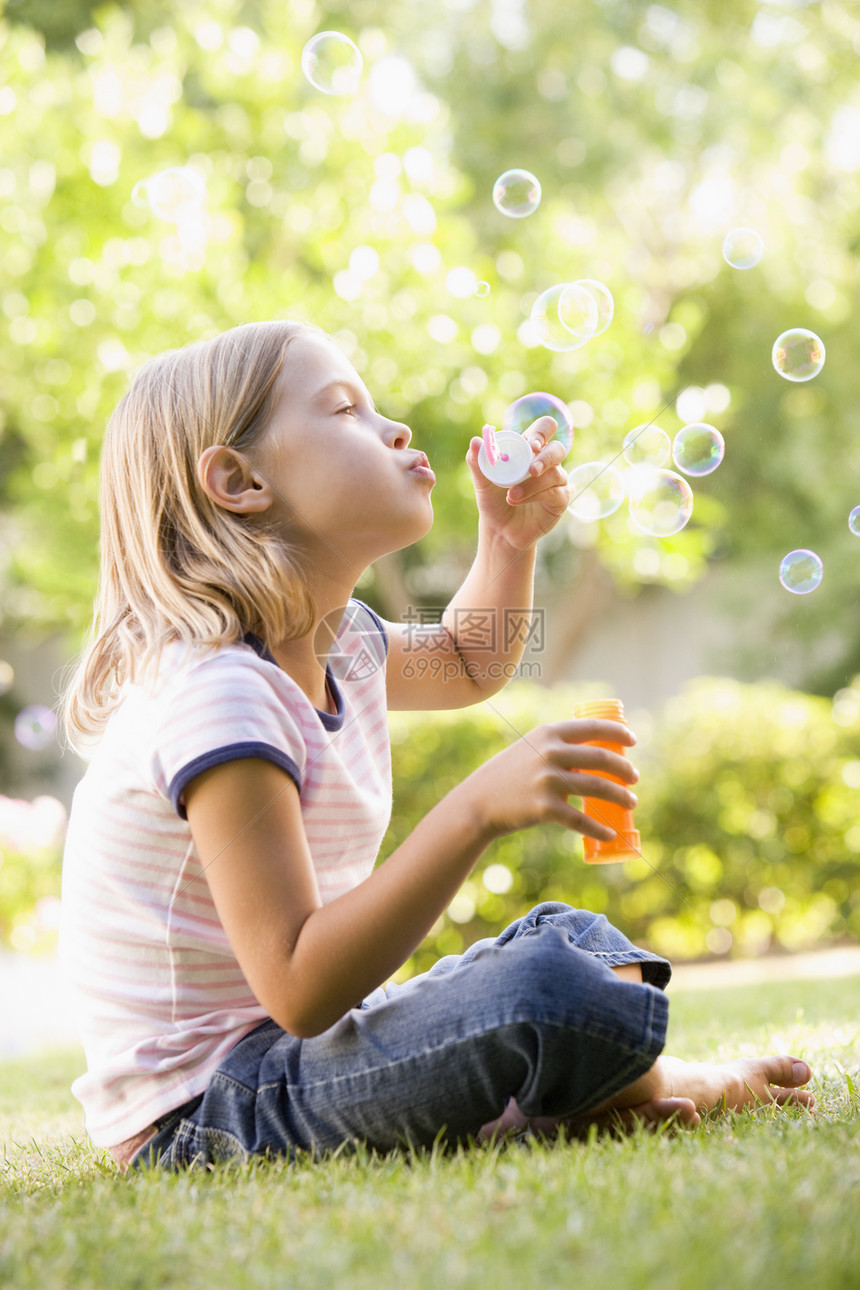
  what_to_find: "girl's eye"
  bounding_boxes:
[337,404,357,416]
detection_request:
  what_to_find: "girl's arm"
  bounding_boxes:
[185,717,637,1038]
[383,416,569,711]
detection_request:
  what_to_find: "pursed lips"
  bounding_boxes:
[407,452,435,480]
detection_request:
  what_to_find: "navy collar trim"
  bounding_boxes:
[242,633,345,731]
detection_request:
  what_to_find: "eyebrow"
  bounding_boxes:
[313,379,377,411]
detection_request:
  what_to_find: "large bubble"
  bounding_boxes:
[772,328,825,382]
[567,462,625,521]
[672,423,725,477]
[849,506,860,536]
[530,283,597,352]
[301,31,363,95]
[571,279,614,337]
[622,423,671,468]
[722,227,764,270]
[502,391,574,459]
[628,467,693,537]
[492,168,541,218]
[779,548,823,594]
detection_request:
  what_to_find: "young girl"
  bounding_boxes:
[59,319,814,1172]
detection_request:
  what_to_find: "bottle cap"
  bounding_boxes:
[477,426,533,487]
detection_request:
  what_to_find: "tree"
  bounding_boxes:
[3,0,860,689]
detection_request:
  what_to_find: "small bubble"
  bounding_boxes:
[301,31,363,96]
[672,423,725,477]
[502,391,574,459]
[0,660,13,695]
[474,280,491,298]
[722,227,764,270]
[567,462,625,521]
[772,328,825,382]
[622,423,671,468]
[849,506,860,536]
[14,704,57,751]
[492,168,541,219]
[779,548,823,594]
[628,467,693,537]
[530,282,597,352]
[571,278,614,337]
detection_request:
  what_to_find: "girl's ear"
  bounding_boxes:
[197,445,274,514]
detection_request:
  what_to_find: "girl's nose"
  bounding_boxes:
[382,417,412,450]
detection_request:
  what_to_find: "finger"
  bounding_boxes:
[523,414,560,454]
[545,739,640,783]
[507,467,569,504]
[466,436,485,469]
[555,718,638,747]
[527,437,568,476]
[558,771,639,810]
[544,798,620,841]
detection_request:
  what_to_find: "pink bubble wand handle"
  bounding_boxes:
[482,423,503,464]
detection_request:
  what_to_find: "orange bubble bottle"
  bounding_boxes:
[572,698,641,864]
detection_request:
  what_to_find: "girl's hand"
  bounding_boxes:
[461,718,639,841]
[466,415,571,552]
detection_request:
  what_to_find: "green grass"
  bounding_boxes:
[2,975,860,1290]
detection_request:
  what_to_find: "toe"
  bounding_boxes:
[761,1054,812,1089]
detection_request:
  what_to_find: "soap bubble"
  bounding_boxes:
[672,423,725,477]
[568,462,625,521]
[301,31,363,95]
[134,167,206,222]
[0,660,13,695]
[14,704,57,751]
[571,279,614,337]
[492,168,541,218]
[474,281,491,298]
[772,328,825,382]
[779,548,823,594]
[849,506,860,535]
[722,227,764,270]
[622,423,671,467]
[628,467,693,537]
[502,391,574,459]
[530,283,597,352]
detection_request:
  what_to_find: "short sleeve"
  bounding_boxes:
[151,648,307,820]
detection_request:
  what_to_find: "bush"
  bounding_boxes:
[384,677,860,976]
[6,676,860,967]
[0,794,66,952]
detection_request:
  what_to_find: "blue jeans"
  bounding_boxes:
[133,903,671,1171]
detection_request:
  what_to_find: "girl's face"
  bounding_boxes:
[252,333,435,568]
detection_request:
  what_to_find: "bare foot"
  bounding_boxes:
[656,1054,816,1115]
[478,1093,700,1143]
[591,1053,815,1120]
[477,1054,814,1144]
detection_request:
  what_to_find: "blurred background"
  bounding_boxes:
[2,0,860,985]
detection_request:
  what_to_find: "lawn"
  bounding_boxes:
[2,973,859,1290]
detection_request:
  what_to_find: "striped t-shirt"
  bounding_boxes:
[59,600,391,1149]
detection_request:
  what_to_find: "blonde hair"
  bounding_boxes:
[62,319,318,753]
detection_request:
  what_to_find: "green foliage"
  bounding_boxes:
[0,794,65,951]
[2,0,860,686]
[5,673,860,961]
[384,676,860,976]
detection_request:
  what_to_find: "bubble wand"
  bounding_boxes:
[477,423,534,487]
